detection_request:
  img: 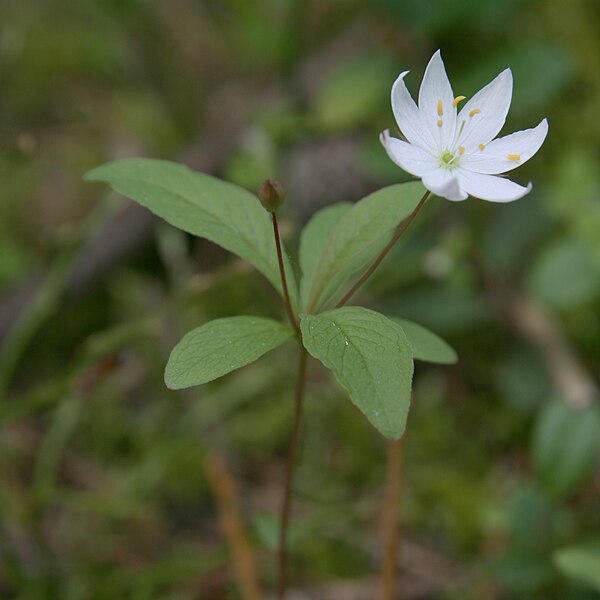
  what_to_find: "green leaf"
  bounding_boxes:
[531,400,600,497]
[300,307,414,439]
[305,182,426,311]
[508,484,555,559]
[299,202,352,309]
[527,238,600,310]
[554,546,600,592]
[165,316,293,389]
[392,318,457,364]
[85,159,298,309]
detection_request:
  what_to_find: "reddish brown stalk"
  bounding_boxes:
[272,213,300,335]
[277,346,308,600]
[379,438,404,600]
[335,190,430,308]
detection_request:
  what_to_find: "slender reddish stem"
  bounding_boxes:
[272,213,300,335]
[272,209,305,598]
[277,346,308,600]
[335,190,430,308]
[379,438,404,600]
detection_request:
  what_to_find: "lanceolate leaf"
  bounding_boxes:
[392,318,458,364]
[85,159,298,309]
[305,182,426,311]
[299,202,352,309]
[300,307,414,439]
[165,316,294,389]
[532,400,600,497]
[554,546,600,592]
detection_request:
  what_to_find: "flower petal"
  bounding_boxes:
[391,71,435,150]
[461,119,549,174]
[457,170,532,202]
[455,69,513,151]
[380,130,437,177]
[418,50,456,151]
[422,168,467,201]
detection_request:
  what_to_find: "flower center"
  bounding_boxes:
[439,149,460,169]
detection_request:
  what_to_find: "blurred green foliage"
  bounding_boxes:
[1,0,599,598]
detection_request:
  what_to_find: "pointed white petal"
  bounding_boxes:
[391,71,435,150]
[418,50,456,150]
[457,170,532,202]
[461,119,549,174]
[422,168,467,201]
[455,69,513,151]
[380,130,437,177]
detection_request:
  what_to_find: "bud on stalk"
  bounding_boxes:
[259,179,284,213]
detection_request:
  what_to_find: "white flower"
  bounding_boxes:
[380,50,548,202]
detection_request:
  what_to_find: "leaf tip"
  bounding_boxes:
[163,371,178,391]
[381,426,406,441]
[83,165,104,182]
[439,347,459,365]
[375,406,410,440]
[163,359,185,390]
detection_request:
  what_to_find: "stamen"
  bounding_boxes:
[452,96,466,107]
[507,154,521,161]
[458,146,465,155]
[479,144,486,151]
[437,119,443,127]
[437,100,443,116]
[469,108,481,118]
[458,119,466,137]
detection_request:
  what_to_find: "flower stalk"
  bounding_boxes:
[335,190,430,308]
[261,178,306,599]
[271,212,300,335]
[261,179,299,336]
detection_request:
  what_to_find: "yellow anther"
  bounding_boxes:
[437,119,443,127]
[452,95,466,107]
[507,154,521,161]
[479,144,486,151]
[458,146,465,155]
[469,108,481,118]
[437,99,443,116]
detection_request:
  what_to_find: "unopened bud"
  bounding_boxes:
[258,179,284,213]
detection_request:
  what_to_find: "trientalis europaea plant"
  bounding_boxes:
[86,49,547,599]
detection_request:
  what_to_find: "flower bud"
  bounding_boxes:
[258,179,284,213]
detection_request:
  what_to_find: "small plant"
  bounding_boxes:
[85,50,547,598]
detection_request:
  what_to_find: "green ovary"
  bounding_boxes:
[440,149,459,169]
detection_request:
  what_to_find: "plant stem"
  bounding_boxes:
[272,207,305,598]
[335,190,430,308]
[379,438,404,600]
[272,213,300,335]
[277,346,308,600]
